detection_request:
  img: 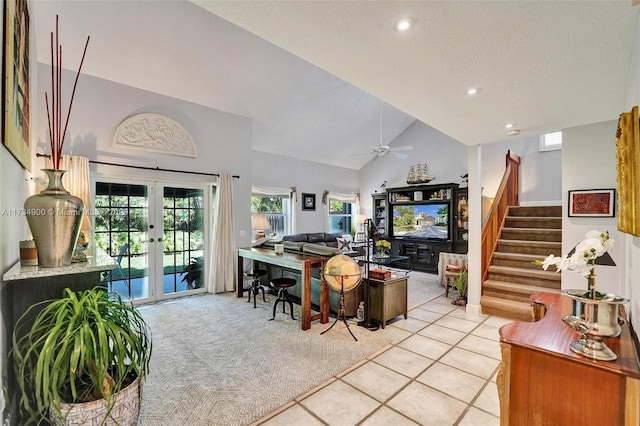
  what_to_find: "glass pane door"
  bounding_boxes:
[160,185,205,297]
[94,178,209,304]
[94,182,151,302]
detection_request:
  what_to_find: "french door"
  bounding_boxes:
[93,176,210,304]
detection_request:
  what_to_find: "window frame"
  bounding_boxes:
[250,194,291,238]
[327,198,353,235]
[539,131,562,152]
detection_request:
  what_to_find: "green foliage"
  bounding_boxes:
[251,196,282,213]
[393,205,416,233]
[9,288,152,423]
[329,200,344,213]
[454,269,468,298]
[181,257,204,289]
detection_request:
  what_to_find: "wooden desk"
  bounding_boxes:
[498,292,640,426]
[237,247,329,330]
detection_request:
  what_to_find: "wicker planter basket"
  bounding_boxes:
[50,377,141,426]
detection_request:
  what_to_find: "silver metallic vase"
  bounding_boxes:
[24,169,85,267]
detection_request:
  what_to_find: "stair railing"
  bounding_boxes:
[480,150,521,284]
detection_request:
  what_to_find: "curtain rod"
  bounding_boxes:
[35,153,239,178]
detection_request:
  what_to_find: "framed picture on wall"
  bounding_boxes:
[616,106,640,236]
[302,193,316,211]
[3,0,32,171]
[568,189,616,217]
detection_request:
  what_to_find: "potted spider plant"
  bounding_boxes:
[9,287,152,425]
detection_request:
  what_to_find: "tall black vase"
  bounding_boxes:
[24,169,84,267]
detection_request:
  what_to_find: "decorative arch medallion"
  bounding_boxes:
[113,113,197,157]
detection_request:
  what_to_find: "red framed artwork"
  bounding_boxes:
[568,189,616,217]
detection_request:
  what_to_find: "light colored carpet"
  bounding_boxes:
[407,271,445,309]
[137,272,442,425]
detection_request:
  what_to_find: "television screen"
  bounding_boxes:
[392,203,449,240]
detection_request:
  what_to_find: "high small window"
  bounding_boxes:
[539,131,562,152]
[328,199,352,235]
[251,195,290,238]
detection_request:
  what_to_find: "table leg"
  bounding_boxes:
[320,277,329,324]
[302,263,311,330]
[237,254,243,298]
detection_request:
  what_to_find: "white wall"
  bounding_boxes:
[481,136,562,205]
[0,11,37,421]
[34,65,253,248]
[561,120,624,297]
[252,151,358,234]
[359,121,468,219]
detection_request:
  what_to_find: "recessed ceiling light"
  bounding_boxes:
[507,129,521,136]
[505,123,515,129]
[395,18,413,32]
[465,88,479,95]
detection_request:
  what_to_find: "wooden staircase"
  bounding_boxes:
[480,205,562,321]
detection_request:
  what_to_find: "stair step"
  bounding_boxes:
[488,265,561,288]
[504,216,562,229]
[483,279,561,302]
[496,239,561,256]
[500,228,562,242]
[480,295,533,322]
[508,205,562,217]
[492,252,545,270]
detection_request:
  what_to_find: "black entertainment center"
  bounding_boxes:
[373,182,468,273]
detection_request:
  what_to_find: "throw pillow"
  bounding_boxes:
[337,236,353,252]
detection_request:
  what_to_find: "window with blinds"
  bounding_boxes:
[539,131,562,152]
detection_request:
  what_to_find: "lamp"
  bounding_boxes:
[251,214,270,240]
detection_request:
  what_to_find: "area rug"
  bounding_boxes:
[137,292,392,426]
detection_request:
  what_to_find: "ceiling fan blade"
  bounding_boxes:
[389,145,413,152]
[390,152,409,160]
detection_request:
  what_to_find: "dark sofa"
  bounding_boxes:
[282,232,342,247]
[257,232,363,316]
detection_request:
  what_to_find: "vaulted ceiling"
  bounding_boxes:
[33,1,638,169]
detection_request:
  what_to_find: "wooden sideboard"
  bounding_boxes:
[498,292,640,425]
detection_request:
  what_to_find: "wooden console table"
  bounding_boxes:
[237,247,329,330]
[498,292,640,425]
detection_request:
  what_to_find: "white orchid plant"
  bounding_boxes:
[536,230,614,299]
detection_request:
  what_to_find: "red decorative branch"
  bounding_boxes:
[44,15,90,169]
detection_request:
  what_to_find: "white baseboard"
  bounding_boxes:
[465,303,482,317]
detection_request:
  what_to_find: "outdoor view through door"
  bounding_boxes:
[94,181,208,302]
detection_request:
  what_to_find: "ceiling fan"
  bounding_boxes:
[352,100,413,159]
[371,143,413,159]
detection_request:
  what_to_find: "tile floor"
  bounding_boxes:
[252,295,512,426]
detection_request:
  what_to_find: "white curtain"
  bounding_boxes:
[251,184,297,234]
[324,190,360,233]
[209,173,236,293]
[58,155,92,231]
